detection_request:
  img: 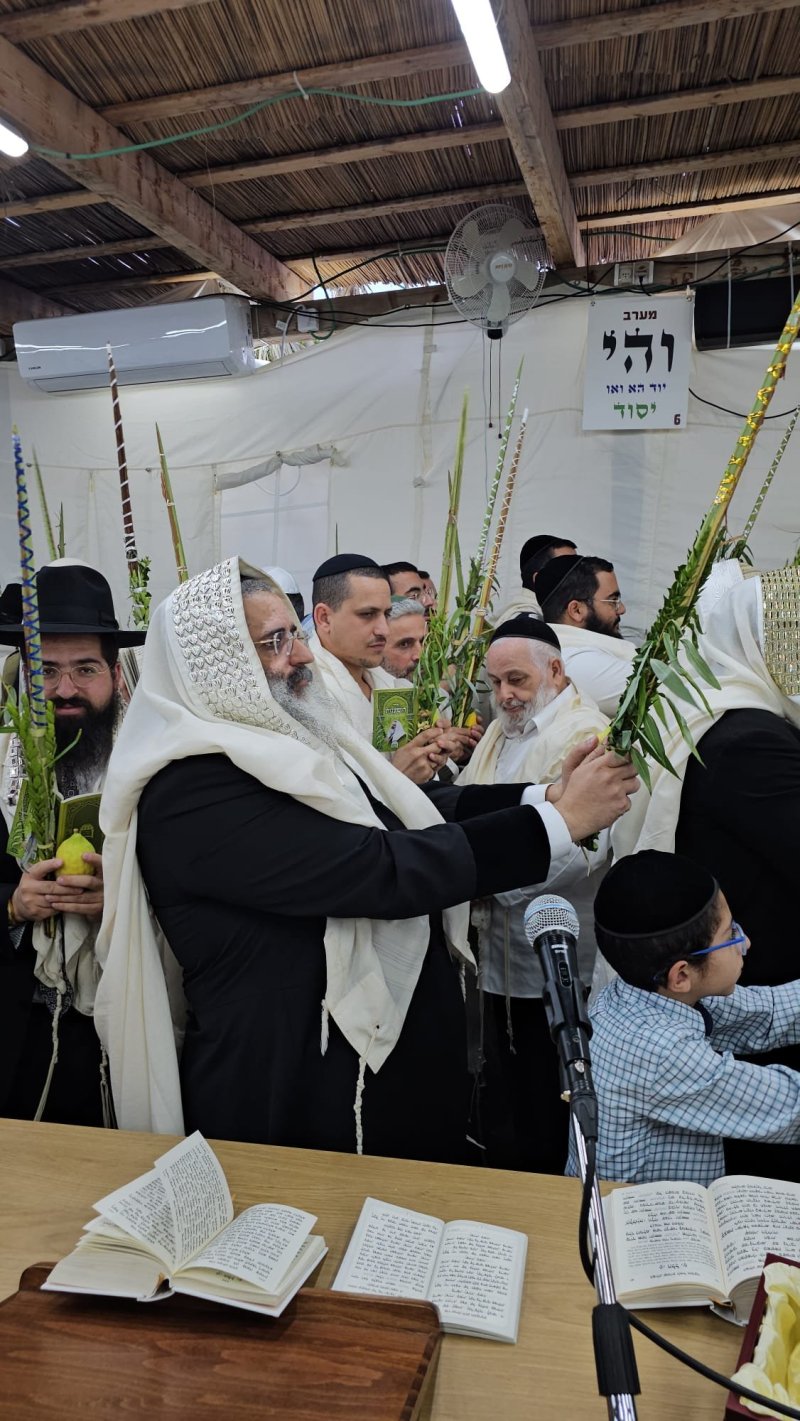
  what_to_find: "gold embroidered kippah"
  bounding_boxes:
[761,567,800,696]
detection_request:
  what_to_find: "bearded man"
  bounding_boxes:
[459,614,610,1171]
[494,534,578,626]
[0,562,143,1125]
[534,554,636,717]
[95,559,638,1162]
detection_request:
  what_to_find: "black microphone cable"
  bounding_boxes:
[573,1118,800,1420]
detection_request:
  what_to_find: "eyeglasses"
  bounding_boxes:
[590,594,624,607]
[42,662,108,685]
[652,923,748,984]
[689,923,749,961]
[253,627,308,657]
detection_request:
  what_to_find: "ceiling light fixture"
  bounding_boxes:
[0,119,28,158]
[450,0,511,94]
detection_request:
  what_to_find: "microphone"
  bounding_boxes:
[523,893,598,1141]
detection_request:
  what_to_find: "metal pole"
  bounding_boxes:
[572,1114,639,1421]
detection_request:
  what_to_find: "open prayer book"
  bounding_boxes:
[332,1197,527,1342]
[605,1175,800,1324]
[43,1132,326,1317]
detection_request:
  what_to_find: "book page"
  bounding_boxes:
[93,1133,233,1271]
[332,1198,443,1300]
[180,1204,316,1293]
[430,1222,527,1340]
[710,1176,800,1295]
[173,1238,327,1317]
[606,1182,724,1298]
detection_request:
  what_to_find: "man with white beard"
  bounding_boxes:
[459,613,611,1172]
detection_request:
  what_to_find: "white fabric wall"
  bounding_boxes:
[0,298,797,638]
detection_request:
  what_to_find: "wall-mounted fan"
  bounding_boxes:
[444,204,549,339]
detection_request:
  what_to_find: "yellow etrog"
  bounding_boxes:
[55,832,96,878]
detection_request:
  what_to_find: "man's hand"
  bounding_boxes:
[391,726,449,784]
[9,857,63,922]
[9,852,105,924]
[552,743,639,842]
[545,735,599,804]
[56,851,105,920]
[435,724,484,765]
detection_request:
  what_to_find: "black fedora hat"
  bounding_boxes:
[0,562,146,646]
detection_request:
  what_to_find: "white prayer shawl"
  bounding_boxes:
[309,636,399,742]
[548,624,636,718]
[613,569,800,861]
[459,682,608,787]
[493,588,542,626]
[94,558,471,1136]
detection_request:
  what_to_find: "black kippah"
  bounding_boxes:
[490,614,561,651]
[534,554,585,608]
[312,553,382,581]
[594,851,717,940]
[519,534,571,577]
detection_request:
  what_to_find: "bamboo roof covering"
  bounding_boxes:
[0,0,797,325]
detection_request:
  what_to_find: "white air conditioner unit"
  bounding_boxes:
[13,294,257,393]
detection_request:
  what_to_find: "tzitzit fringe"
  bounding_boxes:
[353,1026,378,1156]
[33,980,65,1122]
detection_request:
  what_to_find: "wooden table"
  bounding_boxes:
[0,1120,742,1419]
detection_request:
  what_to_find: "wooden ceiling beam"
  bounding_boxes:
[183,121,507,189]
[573,139,800,187]
[44,269,218,295]
[0,0,213,43]
[96,1,800,125]
[557,74,800,129]
[100,41,469,125]
[0,190,97,218]
[242,182,527,235]
[0,235,173,270]
[98,53,800,141]
[581,188,800,228]
[0,36,304,302]
[495,0,584,266]
[536,0,800,49]
[286,241,451,269]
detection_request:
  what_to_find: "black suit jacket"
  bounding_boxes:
[137,755,551,1160]
[677,707,800,989]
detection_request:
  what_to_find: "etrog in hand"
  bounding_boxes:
[55,832,95,878]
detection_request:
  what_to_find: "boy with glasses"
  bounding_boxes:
[567,850,800,1185]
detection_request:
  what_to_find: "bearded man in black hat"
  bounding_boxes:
[0,561,145,1125]
[459,614,612,1172]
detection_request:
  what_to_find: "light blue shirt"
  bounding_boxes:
[567,976,800,1185]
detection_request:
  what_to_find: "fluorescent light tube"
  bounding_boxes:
[451,0,511,94]
[0,120,28,158]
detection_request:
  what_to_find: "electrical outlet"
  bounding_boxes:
[614,260,654,287]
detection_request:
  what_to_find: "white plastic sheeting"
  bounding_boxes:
[659,203,800,257]
[0,297,798,639]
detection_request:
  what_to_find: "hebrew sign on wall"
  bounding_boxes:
[583,292,694,431]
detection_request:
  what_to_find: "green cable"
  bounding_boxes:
[30,86,484,161]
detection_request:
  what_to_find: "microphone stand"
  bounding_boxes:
[570,1111,639,1421]
[538,948,640,1420]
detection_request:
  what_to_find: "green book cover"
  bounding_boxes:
[372,687,418,753]
[55,792,104,853]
